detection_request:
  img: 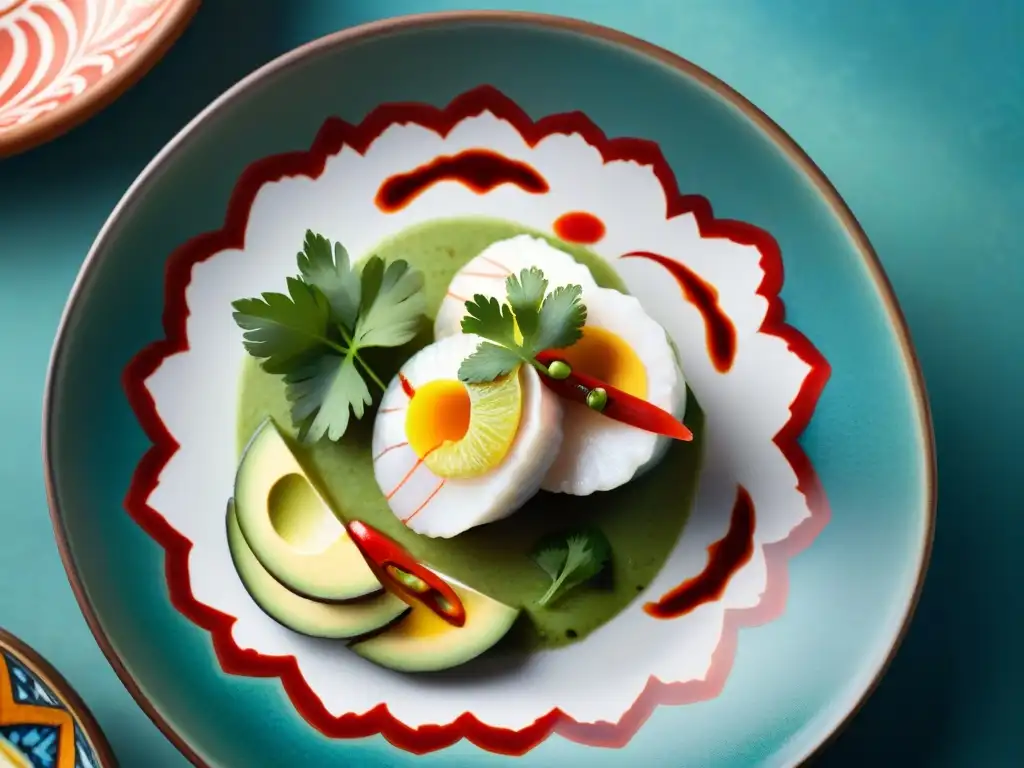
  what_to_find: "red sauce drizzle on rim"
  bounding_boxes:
[121,83,833,757]
[644,486,755,619]
[375,148,549,213]
[621,251,737,372]
[347,520,466,628]
[553,211,606,244]
[398,372,416,398]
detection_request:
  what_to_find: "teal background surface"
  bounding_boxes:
[0,1,1019,766]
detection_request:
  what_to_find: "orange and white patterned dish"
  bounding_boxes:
[0,628,116,767]
[0,0,199,157]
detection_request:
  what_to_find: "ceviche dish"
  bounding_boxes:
[228,220,706,673]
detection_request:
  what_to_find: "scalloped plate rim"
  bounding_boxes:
[123,82,830,753]
[40,10,936,768]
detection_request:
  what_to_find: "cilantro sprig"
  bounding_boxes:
[232,230,426,442]
[457,267,587,383]
[531,527,612,607]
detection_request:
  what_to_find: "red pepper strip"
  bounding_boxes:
[347,520,466,628]
[535,350,693,442]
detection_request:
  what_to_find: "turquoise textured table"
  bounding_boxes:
[1,1,1020,766]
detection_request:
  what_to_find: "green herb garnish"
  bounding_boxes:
[457,267,587,384]
[232,230,426,442]
[531,527,612,607]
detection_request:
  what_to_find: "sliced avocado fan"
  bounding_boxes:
[350,571,520,673]
[233,419,381,602]
[227,500,409,639]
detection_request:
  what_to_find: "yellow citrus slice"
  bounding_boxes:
[405,368,523,479]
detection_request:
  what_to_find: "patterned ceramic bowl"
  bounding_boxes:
[0,0,200,157]
[43,12,934,768]
[0,628,115,768]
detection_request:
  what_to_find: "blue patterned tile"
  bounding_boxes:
[0,725,60,768]
[73,724,98,768]
[0,641,109,767]
[1,653,60,710]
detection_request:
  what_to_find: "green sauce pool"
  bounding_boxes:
[236,216,704,650]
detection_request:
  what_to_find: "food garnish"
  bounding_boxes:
[535,351,693,442]
[531,527,612,607]
[458,267,691,440]
[457,267,587,383]
[348,520,467,627]
[232,231,427,442]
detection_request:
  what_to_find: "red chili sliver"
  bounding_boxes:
[348,520,466,627]
[535,351,693,442]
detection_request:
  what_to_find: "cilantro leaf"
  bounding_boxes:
[232,232,428,443]
[457,294,537,382]
[533,547,567,581]
[505,267,548,340]
[231,277,337,375]
[458,342,524,383]
[357,256,385,316]
[283,353,372,443]
[531,527,612,607]
[457,269,587,384]
[460,294,519,347]
[534,283,587,351]
[296,230,361,330]
[354,256,426,348]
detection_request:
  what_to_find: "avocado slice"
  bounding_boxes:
[349,571,520,672]
[226,500,409,639]
[234,419,380,602]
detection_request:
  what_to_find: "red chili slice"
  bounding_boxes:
[535,350,693,442]
[347,520,466,627]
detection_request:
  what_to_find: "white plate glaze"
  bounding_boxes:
[127,86,830,749]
